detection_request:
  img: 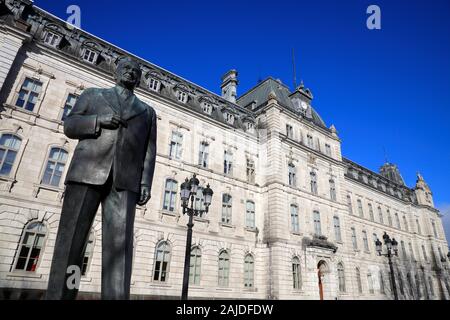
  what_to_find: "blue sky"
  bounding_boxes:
[35,0,450,240]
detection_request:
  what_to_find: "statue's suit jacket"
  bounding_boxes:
[64,86,157,194]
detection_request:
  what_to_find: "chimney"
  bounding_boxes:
[221,69,238,103]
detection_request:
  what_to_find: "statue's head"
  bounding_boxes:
[115,56,142,90]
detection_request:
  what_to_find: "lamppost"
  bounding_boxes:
[375,232,399,300]
[179,174,213,300]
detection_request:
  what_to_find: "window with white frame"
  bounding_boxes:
[224,150,233,175]
[15,77,43,112]
[325,143,331,157]
[201,101,213,115]
[366,273,374,294]
[189,246,201,285]
[246,158,255,183]
[194,187,205,212]
[368,203,374,221]
[43,31,61,47]
[347,194,353,214]
[313,210,321,236]
[41,147,68,187]
[246,121,255,133]
[176,90,188,103]
[13,221,47,272]
[286,124,293,138]
[221,194,232,224]
[82,48,98,64]
[244,254,254,288]
[224,112,234,125]
[290,204,299,233]
[198,141,209,168]
[333,216,342,242]
[337,263,346,292]
[288,163,296,187]
[162,179,177,212]
[362,230,369,252]
[62,93,78,121]
[153,241,171,282]
[0,134,21,177]
[292,257,301,289]
[148,78,161,92]
[356,267,363,293]
[218,250,230,287]
[310,171,318,195]
[81,231,95,276]
[357,199,364,217]
[246,201,255,229]
[329,179,336,201]
[169,131,183,159]
[351,227,358,250]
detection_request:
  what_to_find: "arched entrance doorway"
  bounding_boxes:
[317,260,329,300]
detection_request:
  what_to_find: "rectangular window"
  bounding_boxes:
[149,78,160,92]
[177,90,188,103]
[288,164,296,187]
[82,48,98,64]
[329,180,336,201]
[431,220,438,238]
[224,151,233,175]
[246,201,255,229]
[286,124,293,138]
[378,207,384,224]
[325,144,331,156]
[291,205,299,233]
[307,134,313,148]
[313,211,321,236]
[362,231,369,252]
[357,199,364,217]
[41,148,68,187]
[246,158,255,183]
[198,142,209,168]
[347,194,353,214]
[62,94,78,121]
[15,78,43,112]
[221,194,232,224]
[408,243,415,260]
[368,203,374,221]
[169,131,183,159]
[44,31,61,47]
[333,216,341,242]
[351,227,358,250]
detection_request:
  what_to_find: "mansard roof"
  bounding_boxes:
[236,77,328,130]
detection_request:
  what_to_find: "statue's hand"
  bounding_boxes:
[98,114,123,129]
[137,185,151,206]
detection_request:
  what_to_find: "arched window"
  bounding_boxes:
[81,231,95,276]
[13,221,47,272]
[313,211,321,236]
[218,250,230,287]
[288,163,296,186]
[41,147,68,187]
[329,179,336,201]
[163,179,178,211]
[153,241,171,282]
[379,270,385,294]
[310,171,318,195]
[356,267,363,293]
[189,246,201,285]
[337,263,346,292]
[246,201,255,229]
[367,273,374,294]
[244,254,255,288]
[290,204,299,233]
[221,194,232,224]
[0,134,22,176]
[292,256,301,289]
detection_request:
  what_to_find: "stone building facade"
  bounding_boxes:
[0,0,449,300]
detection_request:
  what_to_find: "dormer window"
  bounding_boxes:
[43,31,61,47]
[202,102,213,115]
[148,78,161,92]
[246,121,255,133]
[224,112,234,125]
[176,90,188,103]
[82,48,98,64]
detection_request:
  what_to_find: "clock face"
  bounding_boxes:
[301,101,308,110]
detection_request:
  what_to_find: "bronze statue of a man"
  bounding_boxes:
[45,57,157,300]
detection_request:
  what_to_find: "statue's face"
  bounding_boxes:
[116,60,142,89]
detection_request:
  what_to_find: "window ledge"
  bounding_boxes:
[215,287,233,292]
[7,271,42,279]
[81,277,92,283]
[245,227,258,233]
[291,231,303,236]
[32,183,65,200]
[243,287,258,292]
[219,223,235,229]
[159,209,179,217]
[0,175,16,182]
[150,283,173,288]
[194,216,209,223]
